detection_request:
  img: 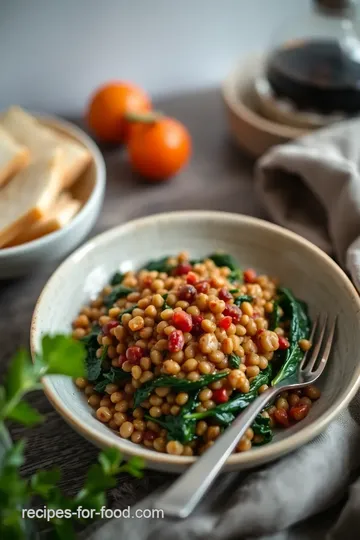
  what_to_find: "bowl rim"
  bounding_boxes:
[221,55,307,139]
[30,210,360,468]
[0,113,106,258]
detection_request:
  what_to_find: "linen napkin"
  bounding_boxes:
[88,118,360,540]
[256,118,360,290]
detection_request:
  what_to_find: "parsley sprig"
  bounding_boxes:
[0,334,144,540]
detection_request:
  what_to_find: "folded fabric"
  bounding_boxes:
[255,119,360,291]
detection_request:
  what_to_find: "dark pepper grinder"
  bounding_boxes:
[264,0,360,116]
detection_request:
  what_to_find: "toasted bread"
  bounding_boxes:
[0,150,64,247]
[6,192,81,247]
[0,125,30,186]
[1,106,91,188]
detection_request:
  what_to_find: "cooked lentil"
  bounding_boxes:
[73,252,320,456]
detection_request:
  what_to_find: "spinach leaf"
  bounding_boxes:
[228,269,243,283]
[208,253,239,271]
[104,285,135,308]
[189,257,204,266]
[204,410,235,426]
[142,256,175,274]
[143,369,274,445]
[190,366,272,422]
[271,287,311,386]
[252,415,273,445]
[228,353,242,369]
[233,295,253,306]
[94,367,131,392]
[133,372,228,409]
[101,345,109,362]
[81,325,102,381]
[269,299,280,330]
[162,294,171,310]
[118,304,138,320]
[110,272,124,286]
[145,391,200,443]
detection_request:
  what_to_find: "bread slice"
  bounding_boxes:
[1,106,91,188]
[0,150,64,247]
[0,125,30,186]
[6,192,81,247]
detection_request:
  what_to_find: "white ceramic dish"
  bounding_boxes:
[31,211,360,473]
[222,56,308,158]
[0,114,106,278]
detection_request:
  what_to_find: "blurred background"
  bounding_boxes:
[1,2,360,537]
[0,0,309,114]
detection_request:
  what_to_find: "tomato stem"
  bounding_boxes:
[125,111,163,124]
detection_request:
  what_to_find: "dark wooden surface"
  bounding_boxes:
[0,88,265,506]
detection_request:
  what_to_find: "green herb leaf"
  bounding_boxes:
[271,288,311,386]
[142,256,174,274]
[82,464,117,494]
[42,335,86,378]
[133,372,228,409]
[0,387,5,410]
[269,299,280,330]
[97,448,144,479]
[118,304,139,320]
[233,295,253,306]
[3,439,25,469]
[208,253,239,271]
[190,366,272,422]
[110,271,124,286]
[208,411,235,425]
[120,456,145,478]
[2,440,26,469]
[54,520,77,540]
[30,468,61,498]
[5,349,36,400]
[81,492,107,513]
[228,269,243,283]
[162,293,171,310]
[189,257,204,265]
[126,455,145,472]
[145,391,200,443]
[252,415,273,445]
[0,447,29,540]
[104,285,135,308]
[98,447,122,475]
[81,327,102,381]
[7,401,44,426]
[94,367,131,392]
[228,353,241,369]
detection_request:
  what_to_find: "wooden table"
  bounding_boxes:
[0,88,264,508]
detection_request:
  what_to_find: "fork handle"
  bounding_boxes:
[154,385,279,518]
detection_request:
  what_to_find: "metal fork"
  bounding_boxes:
[154,315,336,519]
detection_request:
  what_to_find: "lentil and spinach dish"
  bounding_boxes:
[73,252,320,456]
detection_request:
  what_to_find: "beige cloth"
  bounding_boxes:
[255,119,360,291]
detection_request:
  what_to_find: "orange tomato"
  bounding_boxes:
[87,82,151,143]
[127,117,191,180]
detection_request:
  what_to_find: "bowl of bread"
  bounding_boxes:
[0,106,106,278]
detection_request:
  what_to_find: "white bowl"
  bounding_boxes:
[222,56,308,158]
[0,114,106,278]
[31,211,360,473]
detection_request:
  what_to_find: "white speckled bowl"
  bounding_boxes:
[31,211,360,473]
[0,114,106,278]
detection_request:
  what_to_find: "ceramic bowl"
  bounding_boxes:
[222,56,308,158]
[31,211,360,473]
[0,114,106,278]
